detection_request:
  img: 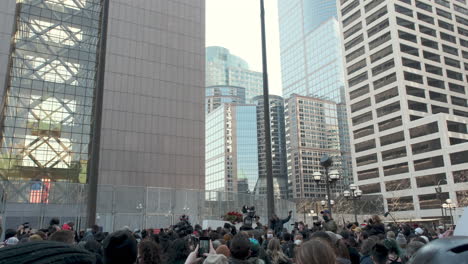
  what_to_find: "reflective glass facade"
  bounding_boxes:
[252,95,288,198]
[206,46,263,102]
[205,104,259,194]
[0,0,104,184]
[206,85,246,114]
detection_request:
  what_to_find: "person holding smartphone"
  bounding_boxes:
[184,238,218,264]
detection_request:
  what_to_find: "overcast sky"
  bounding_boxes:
[206,0,283,96]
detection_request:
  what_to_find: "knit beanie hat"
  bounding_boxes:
[0,241,96,264]
[102,230,137,264]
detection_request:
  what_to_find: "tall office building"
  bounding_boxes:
[338,0,468,218]
[278,0,353,198]
[252,95,288,198]
[206,85,245,114]
[285,94,344,200]
[0,0,205,192]
[206,46,263,102]
[205,103,259,194]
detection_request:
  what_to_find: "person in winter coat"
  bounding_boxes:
[364,215,385,236]
[269,212,292,236]
[320,210,338,233]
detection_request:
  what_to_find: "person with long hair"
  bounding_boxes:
[295,239,336,264]
[138,240,162,264]
[266,238,291,264]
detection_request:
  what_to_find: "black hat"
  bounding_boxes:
[0,241,96,264]
[103,230,137,264]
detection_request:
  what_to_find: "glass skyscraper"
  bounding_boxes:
[206,85,246,114]
[205,103,259,194]
[0,0,205,192]
[206,46,263,102]
[278,0,353,199]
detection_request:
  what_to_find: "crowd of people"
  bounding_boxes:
[0,209,466,264]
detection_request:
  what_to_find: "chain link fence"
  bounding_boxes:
[0,181,296,234]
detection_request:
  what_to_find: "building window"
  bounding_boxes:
[410,122,438,138]
[416,173,446,188]
[437,8,452,19]
[377,101,401,117]
[412,139,442,155]
[371,45,393,63]
[416,0,432,12]
[419,25,437,37]
[347,59,367,75]
[404,72,423,84]
[374,72,397,90]
[456,191,468,207]
[351,98,371,113]
[451,150,468,165]
[345,34,364,51]
[456,15,468,26]
[427,77,445,89]
[429,91,447,102]
[370,32,391,50]
[400,43,419,56]
[375,87,399,103]
[407,86,425,98]
[399,30,417,43]
[380,131,405,146]
[352,111,373,126]
[342,0,360,16]
[395,4,413,17]
[383,162,409,176]
[357,168,379,181]
[350,84,370,100]
[365,0,385,13]
[453,169,468,183]
[346,47,365,62]
[408,100,428,112]
[387,196,414,211]
[348,72,368,88]
[421,38,439,50]
[360,183,381,194]
[454,110,468,118]
[356,153,378,167]
[379,116,402,132]
[366,6,388,25]
[438,20,454,31]
[447,121,468,134]
[426,64,443,76]
[432,105,449,114]
[445,57,461,68]
[449,83,465,94]
[417,12,435,24]
[385,179,411,192]
[442,45,458,56]
[435,0,450,8]
[382,146,407,161]
[423,51,440,62]
[355,139,376,153]
[368,19,390,38]
[343,10,362,27]
[402,58,421,70]
[344,22,363,39]
[419,193,449,210]
[452,96,468,107]
[397,17,416,30]
[450,138,468,145]
[354,125,375,139]
[447,70,463,81]
[372,59,395,76]
[440,32,457,43]
[414,155,444,171]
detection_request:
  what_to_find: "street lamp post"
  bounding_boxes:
[442,199,456,226]
[314,155,339,217]
[343,184,362,223]
[435,179,447,217]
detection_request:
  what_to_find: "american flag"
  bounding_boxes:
[29,179,50,203]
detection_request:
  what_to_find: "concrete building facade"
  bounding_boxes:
[337,0,468,219]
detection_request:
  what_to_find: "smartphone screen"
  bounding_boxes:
[199,237,210,256]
